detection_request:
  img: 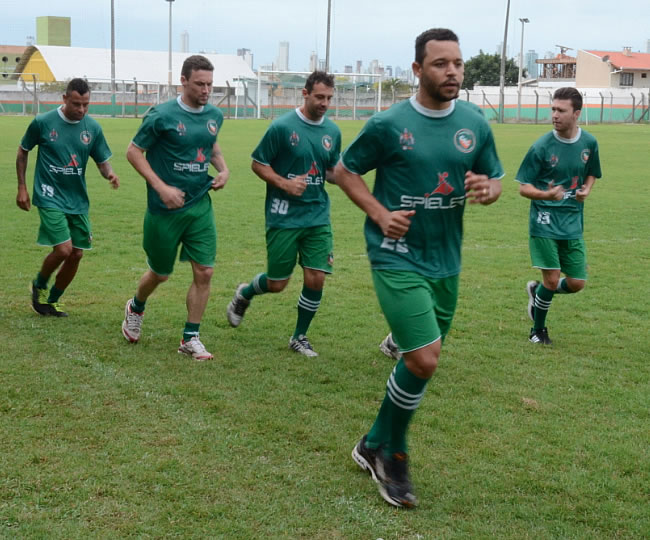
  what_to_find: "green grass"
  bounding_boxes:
[1,115,648,539]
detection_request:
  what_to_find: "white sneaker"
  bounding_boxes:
[288,335,318,357]
[122,299,144,343]
[526,280,539,322]
[379,333,401,360]
[178,336,213,361]
[226,283,250,327]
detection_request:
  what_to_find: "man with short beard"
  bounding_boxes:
[335,28,504,508]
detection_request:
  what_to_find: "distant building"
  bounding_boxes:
[276,41,289,71]
[309,52,318,72]
[180,31,189,53]
[577,48,650,88]
[318,59,326,71]
[355,60,362,73]
[524,50,539,79]
[344,65,353,74]
[0,45,27,79]
[496,42,510,58]
[237,48,253,69]
[36,16,70,46]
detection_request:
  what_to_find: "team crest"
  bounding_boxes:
[453,129,476,153]
[176,122,187,136]
[289,131,300,147]
[327,252,334,266]
[581,149,590,163]
[49,129,58,142]
[207,119,218,136]
[549,154,559,167]
[80,131,92,145]
[322,135,333,151]
[399,128,415,150]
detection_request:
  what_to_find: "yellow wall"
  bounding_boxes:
[21,50,55,82]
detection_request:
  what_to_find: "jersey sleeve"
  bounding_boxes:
[132,107,162,150]
[328,130,342,169]
[90,125,113,164]
[586,139,602,179]
[20,116,42,151]
[340,115,384,175]
[515,145,542,184]
[473,126,505,180]
[251,122,280,166]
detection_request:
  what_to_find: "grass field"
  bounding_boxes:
[1,114,648,539]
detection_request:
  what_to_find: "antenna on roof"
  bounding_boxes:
[601,55,610,62]
[555,45,574,55]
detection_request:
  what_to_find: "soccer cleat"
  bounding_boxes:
[352,436,418,508]
[379,333,401,360]
[289,335,318,357]
[529,327,552,345]
[122,299,144,343]
[226,283,250,327]
[526,280,540,322]
[31,283,51,316]
[46,302,68,317]
[178,336,213,361]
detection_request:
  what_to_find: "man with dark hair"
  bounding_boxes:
[17,77,119,317]
[517,86,601,345]
[335,28,503,507]
[226,70,341,357]
[121,55,230,360]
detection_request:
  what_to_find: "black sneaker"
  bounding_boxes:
[31,283,51,315]
[352,436,418,508]
[526,280,539,322]
[378,451,418,508]
[226,283,250,327]
[529,327,552,345]
[46,302,68,318]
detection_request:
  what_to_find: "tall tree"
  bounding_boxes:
[462,51,523,89]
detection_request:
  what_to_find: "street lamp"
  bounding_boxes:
[166,0,175,98]
[517,17,529,122]
[498,0,511,123]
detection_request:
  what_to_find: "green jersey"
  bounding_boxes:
[516,129,601,239]
[341,97,504,279]
[20,107,112,214]
[252,108,341,229]
[132,96,224,214]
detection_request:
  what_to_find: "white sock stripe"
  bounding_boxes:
[534,297,552,307]
[386,375,425,410]
[184,330,199,337]
[252,273,265,294]
[298,295,321,311]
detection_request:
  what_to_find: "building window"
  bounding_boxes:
[620,72,634,86]
[642,73,647,79]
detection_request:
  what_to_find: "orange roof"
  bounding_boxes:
[586,50,650,70]
[0,45,27,54]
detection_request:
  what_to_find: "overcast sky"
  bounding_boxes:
[3,0,650,73]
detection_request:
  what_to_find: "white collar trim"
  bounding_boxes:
[177,95,204,114]
[296,107,325,126]
[553,128,581,144]
[409,95,455,118]
[57,106,80,124]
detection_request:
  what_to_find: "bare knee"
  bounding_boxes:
[68,248,84,263]
[53,242,73,260]
[193,265,214,286]
[403,342,440,379]
[267,278,288,293]
[566,278,586,293]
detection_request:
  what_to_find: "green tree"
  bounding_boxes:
[462,51,523,89]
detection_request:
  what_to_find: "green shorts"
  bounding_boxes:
[37,207,92,250]
[529,236,587,280]
[143,194,216,276]
[372,269,459,353]
[266,224,333,280]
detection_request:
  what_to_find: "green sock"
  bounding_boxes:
[292,285,322,338]
[242,273,268,300]
[555,278,576,294]
[34,272,48,289]
[183,322,200,343]
[366,358,429,456]
[533,284,554,330]
[132,296,146,313]
[47,286,64,304]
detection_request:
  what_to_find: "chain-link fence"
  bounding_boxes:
[2,73,649,124]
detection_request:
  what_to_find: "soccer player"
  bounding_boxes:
[517,87,601,345]
[121,55,230,361]
[16,78,119,317]
[226,71,341,357]
[334,28,504,507]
